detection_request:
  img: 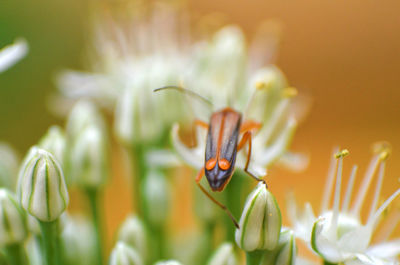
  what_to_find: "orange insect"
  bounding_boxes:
[155,86,265,228]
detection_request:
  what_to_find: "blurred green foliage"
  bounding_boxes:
[0,0,89,152]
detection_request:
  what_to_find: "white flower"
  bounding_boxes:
[288,147,400,264]
[172,26,307,178]
[17,147,69,222]
[0,38,28,73]
[56,7,190,146]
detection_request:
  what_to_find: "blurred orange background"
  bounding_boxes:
[1,0,400,256]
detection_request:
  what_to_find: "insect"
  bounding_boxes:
[154,86,266,228]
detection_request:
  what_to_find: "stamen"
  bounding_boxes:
[368,160,386,223]
[374,207,400,242]
[321,147,339,213]
[330,150,348,237]
[350,155,380,217]
[342,165,358,213]
[255,81,268,90]
[367,188,400,229]
[282,87,298,98]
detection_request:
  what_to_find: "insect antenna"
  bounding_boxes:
[154,86,213,107]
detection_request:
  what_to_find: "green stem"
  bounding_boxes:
[323,261,339,265]
[4,244,26,265]
[86,188,104,265]
[201,221,216,265]
[39,220,61,265]
[225,171,245,241]
[131,144,148,215]
[246,250,263,265]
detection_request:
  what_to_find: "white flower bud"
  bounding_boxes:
[261,228,297,265]
[117,215,147,263]
[207,242,237,265]
[0,189,27,246]
[154,260,183,265]
[61,214,97,265]
[235,182,282,252]
[39,126,66,165]
[142,169,170,226]
[69,125,109,188]
[18,147,69,222]
[109,242,143,265]
[66,100,105,138]
[0,143,19,190]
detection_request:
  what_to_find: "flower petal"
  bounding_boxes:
[171,124,203,169]
[0,38,28,73]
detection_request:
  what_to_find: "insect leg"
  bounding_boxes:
[240,120,261,133]
[195,168,240,228]
[194,119,209,130]
[237,131,266,184]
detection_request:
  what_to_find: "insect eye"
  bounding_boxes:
[205,158,217,170]
[218,159,230,170]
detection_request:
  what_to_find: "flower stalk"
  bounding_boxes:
[85,188,104,265]
[39,220,62,265]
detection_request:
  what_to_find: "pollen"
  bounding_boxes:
[282,87,298,98]
[334,149,349,159]
[255,81,268,90]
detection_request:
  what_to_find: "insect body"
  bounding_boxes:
[194,107,264,228]
[205,108,241,191]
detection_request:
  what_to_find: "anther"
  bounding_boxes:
[334,149,349,159]
[282,87,298,98]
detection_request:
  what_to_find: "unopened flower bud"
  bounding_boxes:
[18,147,69,222]
[142,169,170,226]
[261,228,297,265]
[69,125,109,188]
[235,182,282,251]
[207,242,237,265]
[109,242,143,265]
[154,261,183,265]
[0,143,19,189]
[61,214,97,265]
[66,100,105,138]
[0,189,27,246]
[39,126,66,165]
[117,215,147,262]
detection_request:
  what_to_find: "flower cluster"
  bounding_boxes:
[0,2,399,265]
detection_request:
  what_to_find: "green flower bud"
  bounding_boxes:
[261,228,297,265]
[109,242,143,265]
[0,143,19,190]
[207,242,237,265]
[18,147,69,222]
[0,189,27,246]
[38,126,66,165]
[235,182,282,251]
[69,125,109,188]
[117,215,147,263]
[142,169,170,226]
